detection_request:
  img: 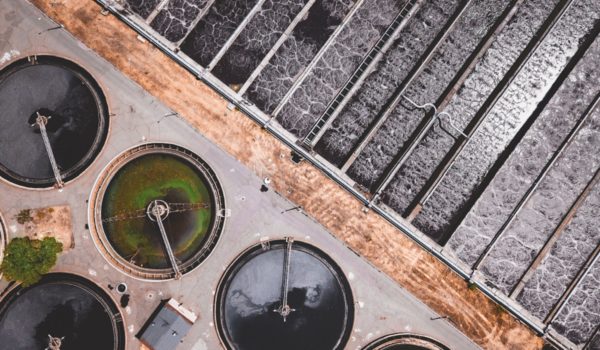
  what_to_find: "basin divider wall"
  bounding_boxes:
[301,0,423,148]
[204,0,268,72]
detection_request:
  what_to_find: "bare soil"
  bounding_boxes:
[14,206,73,250]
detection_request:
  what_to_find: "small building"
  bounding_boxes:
[138,298,197,350]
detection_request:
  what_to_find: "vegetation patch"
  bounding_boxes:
[15,209,33,225]
[0,237,63,286]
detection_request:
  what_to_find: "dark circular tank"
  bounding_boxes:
[93,143,225,280]
[216,239,354,350]
[0,56,108,188]
[0,273,125,350]
[363,334,450,350]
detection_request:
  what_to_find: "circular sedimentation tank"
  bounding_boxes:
[0,273,125,350]
[92,143,225,280]
[216,239,354,350]
[364,334,450,350]
[0,55,109,188]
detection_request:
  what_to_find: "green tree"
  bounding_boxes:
[0,237,63,286]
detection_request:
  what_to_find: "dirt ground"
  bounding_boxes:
[27,1,544,349]
[13,206,73,250]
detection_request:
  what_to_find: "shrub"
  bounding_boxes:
[0,237,63,286]
[16,209,33,225]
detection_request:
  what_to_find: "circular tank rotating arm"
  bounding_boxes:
[273,237,296,322]
[148,200,182,280]
[33,112,64,189]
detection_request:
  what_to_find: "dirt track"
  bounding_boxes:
[27,1,544,348]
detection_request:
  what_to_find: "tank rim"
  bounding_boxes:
[0,212,6,273]
[362,333,450,350]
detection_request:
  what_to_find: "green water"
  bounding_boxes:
[101,154,213,269]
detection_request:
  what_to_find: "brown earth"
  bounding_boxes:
[29,1,544,349]
[14,206,73,250]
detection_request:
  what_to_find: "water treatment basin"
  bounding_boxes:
[0,55,108,188]
[91,143,225,280]
[0,273,125,350]
[215,239,354,350]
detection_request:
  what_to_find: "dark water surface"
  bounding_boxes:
[0,279,119,350]
[218,242,353,350]
[212,0,308,85]
[150,0,212,42]
[126,0,161,18]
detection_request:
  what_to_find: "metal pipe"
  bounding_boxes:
[414,0,576,207]
[369,96,468,205]
[339,0,478,172]
[370,97,439,204]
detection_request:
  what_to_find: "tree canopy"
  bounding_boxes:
[0,237,63,286]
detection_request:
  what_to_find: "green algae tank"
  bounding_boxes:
[93,144,225,279]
